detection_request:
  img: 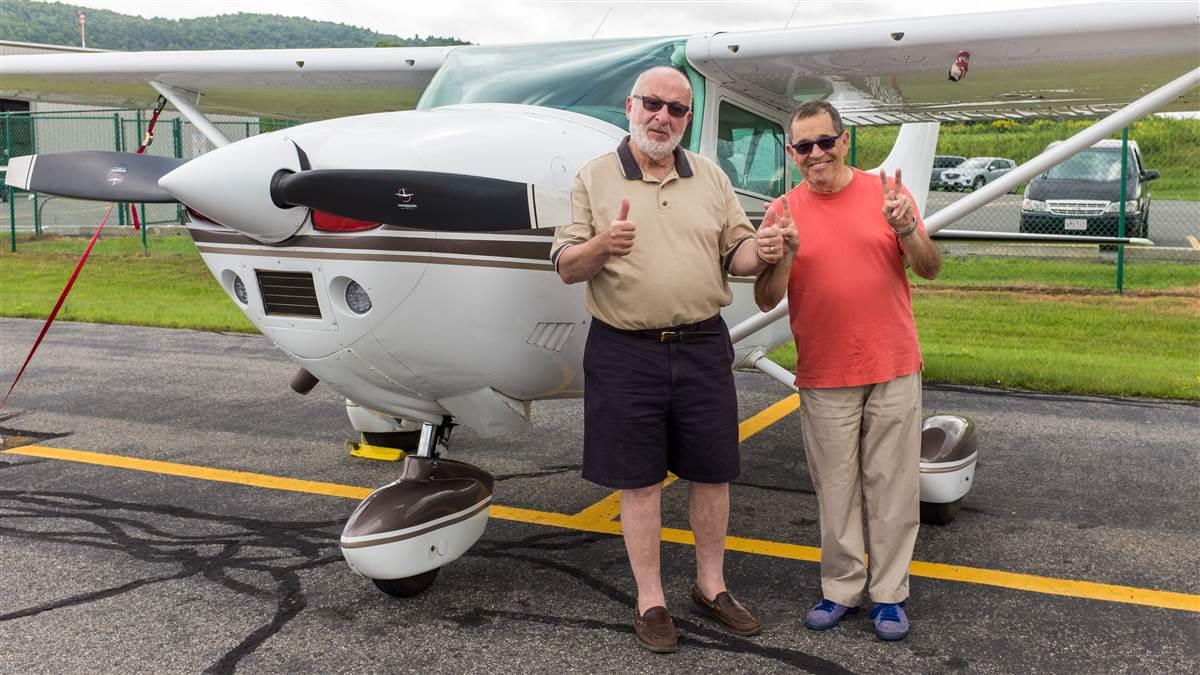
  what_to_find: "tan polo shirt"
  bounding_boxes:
[551,137,755,330]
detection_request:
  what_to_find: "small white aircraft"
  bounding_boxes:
[3,3,1197,597]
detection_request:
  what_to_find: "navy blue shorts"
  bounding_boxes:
[581,315,740,489]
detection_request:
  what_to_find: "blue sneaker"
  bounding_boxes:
[804,599,857,631]
[870,602,910,641]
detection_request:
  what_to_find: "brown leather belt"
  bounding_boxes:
[596,315,722,343]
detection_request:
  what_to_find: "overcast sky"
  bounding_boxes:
[50,0,1097,45]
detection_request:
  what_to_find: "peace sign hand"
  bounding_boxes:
[879,168,915,232]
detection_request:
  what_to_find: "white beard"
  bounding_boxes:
[630,119,682,162]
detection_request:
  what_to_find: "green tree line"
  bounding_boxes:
[0,0,467,50]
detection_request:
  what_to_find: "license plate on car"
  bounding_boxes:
[1064,218,1087,230]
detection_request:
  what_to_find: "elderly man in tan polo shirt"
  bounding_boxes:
[552,66,792,653]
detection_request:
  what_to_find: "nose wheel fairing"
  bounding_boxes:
[340,420,494,594]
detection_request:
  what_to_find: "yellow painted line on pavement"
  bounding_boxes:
[1187,235,1200,250]
[570,393,802,526]
[737,393,801,440]
[6,445,374,500]
[6,444,1197,613]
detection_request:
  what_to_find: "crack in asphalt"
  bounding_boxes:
[1,492,855,674]
[492,464,580,482]
[0,490,343,673]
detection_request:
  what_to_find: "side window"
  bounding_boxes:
[715,101,786,197]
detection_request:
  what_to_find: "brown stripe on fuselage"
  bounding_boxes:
[189,227,552,261]
[194,245,556,271]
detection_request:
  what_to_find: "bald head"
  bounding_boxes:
[631,66,692,105]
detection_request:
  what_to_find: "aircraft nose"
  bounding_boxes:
[159,134,309,243]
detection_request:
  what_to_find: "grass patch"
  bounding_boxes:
[769,290,1199,400]
[3,238,1197,399]
[913,256,1200,291]
[0,247,254,332]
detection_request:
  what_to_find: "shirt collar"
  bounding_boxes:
[616,136,694,180]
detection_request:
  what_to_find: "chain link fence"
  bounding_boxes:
[2,108,292,255]
[851,116,1200,293]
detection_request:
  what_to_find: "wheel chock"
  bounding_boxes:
[346,436,407,461]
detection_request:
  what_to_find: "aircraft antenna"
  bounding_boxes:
[784,1,801,28]
[591,7,612,38]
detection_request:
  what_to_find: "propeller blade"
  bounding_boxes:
[273,169,539,232]
[4,151,184,203]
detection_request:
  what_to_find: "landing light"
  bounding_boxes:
[232,274,249,304]
[345,280,372,314]
[313,210,380,232]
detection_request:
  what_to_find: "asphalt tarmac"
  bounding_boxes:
[1,318,1197,674]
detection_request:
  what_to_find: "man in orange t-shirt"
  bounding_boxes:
[754,101,941,642]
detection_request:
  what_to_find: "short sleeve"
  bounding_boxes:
[551,173,596,269]
[717,171,756,271]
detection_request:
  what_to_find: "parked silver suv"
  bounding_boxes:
[940,156,1016,191]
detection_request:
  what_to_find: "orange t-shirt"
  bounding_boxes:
[785,169,924,389]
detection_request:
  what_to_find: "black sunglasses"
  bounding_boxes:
[790,134,840,155]
[633,95,691,118]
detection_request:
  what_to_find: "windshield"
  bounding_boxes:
[1044,149,1131,181]
[418,37,688,138]
[958,158,991,170]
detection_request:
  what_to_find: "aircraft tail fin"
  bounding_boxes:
[869,123,939,217]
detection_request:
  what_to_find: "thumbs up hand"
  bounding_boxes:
[602,198,636,256]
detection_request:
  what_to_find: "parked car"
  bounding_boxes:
[940,156,1016,191]
[1019,139,1157,239]
[930,155,966,189]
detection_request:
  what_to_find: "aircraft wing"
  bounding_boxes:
[0,46,458,119]
[685,3,1200,125]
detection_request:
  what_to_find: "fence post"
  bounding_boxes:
[1116,126,1128,294]
[173,118,184,224]
[136,109,148,256]
[849,127,857,167]
[5,111,15,251]
[113,113,125,227]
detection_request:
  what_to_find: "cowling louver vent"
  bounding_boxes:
[527,322,575,352]
[256,270,321,318]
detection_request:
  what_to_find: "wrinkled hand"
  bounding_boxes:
[756,197,796,265]
[602,198,636,256]
[880,168,915,232]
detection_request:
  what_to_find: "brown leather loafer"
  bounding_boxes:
[633,606,678,653]
[691,585,763,636]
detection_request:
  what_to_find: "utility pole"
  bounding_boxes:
[79,13,86,49]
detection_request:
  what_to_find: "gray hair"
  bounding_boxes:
[788,101,845,140]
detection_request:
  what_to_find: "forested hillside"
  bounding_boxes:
[0,0,467,49]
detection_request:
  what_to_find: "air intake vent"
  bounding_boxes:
[527,322,575,352]
[255,270,322,318]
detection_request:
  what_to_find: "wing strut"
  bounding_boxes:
[150,81,230,148]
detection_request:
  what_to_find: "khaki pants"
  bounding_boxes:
[799,372,921,606]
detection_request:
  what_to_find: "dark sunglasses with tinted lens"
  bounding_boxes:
[633,95,691,118]
[790,134,840,155]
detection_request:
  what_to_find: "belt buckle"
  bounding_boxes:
[659,331,677,343]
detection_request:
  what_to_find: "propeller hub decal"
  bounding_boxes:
[395,188,418,210]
